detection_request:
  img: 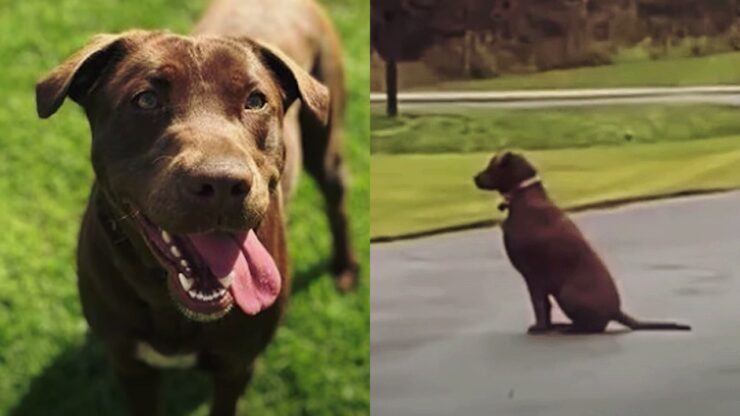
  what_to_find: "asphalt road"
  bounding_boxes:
[371,192,740,416]
[369,86,740,111]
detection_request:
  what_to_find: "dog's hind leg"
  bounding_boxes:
[562,310,609,334]
[561,322,608,334]
[299,32,358,292]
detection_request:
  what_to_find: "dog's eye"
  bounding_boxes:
[133,91,159,110]
[245,91,267,110]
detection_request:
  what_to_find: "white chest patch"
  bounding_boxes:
[135,341,197,369]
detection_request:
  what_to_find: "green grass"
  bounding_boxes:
[0,1,368,415]
[424,52,740,91]
[372,105,740,154]
[371,136,740,238]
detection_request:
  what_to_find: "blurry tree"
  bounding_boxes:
[372,0,740,95]
[637,0,737,55]
[372,1,442,116]
[372,0,493,116]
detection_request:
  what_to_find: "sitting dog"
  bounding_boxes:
[35,0,357,414]
[474,152,691,334]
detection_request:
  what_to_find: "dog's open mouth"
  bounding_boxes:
[132,214,281,322]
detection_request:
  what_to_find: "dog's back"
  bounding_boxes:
[195,0,336,67]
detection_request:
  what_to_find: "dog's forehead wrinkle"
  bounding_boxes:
[188,41,208,85]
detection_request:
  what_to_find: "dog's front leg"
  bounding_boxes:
[209,365,254,416]
[525,281,552,334]
[109,349,161,416]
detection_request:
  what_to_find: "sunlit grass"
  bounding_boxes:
[0,0,369,415]
[372,105,740,154]
[424,52,740,91]
[372,136,740,238]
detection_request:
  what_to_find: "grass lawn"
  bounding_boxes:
[0,0,369,415]
[371,136,740,239]
[372,105,740,154]
[423,52,740,91]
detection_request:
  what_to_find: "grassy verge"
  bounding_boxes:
[422,52,740,91]
[372,105,740,154]
[0,0,369,415]
[371,136,740,239]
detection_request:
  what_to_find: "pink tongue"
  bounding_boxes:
[188,231,281,315]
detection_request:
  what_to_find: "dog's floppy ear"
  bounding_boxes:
[243,38,330,125]
[36,31,153,119]
[499,151,513,166]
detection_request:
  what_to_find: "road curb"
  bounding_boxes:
[370,187,740,244]
[370,86,740,104]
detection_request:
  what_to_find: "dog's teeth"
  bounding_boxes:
[178,273,194,291]
[170,245,181,258]
[188,289,198,299]
[180,259,189,268]
[219,272,234,288]
[161,230,172,243]
[197,292,207,301]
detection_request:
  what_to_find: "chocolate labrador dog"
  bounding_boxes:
[35,0,357,414]
[474,152,690,334]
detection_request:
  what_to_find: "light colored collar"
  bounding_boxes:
[499,175,542,210]
[515,175,542,192]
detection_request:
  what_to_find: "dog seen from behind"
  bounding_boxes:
[474,152,691,334]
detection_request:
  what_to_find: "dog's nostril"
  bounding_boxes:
[184,164,253,203]
[194,182,215,198]
[186,174,252,202]
[231,180,250,197]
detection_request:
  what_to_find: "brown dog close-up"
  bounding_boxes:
[474,152,691,334]
[35,0,357,414]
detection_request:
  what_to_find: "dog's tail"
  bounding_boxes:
[615,311,691,331]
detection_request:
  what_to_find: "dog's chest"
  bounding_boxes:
[135,341,198,369]
[134,310,204,368]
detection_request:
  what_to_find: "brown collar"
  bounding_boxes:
[498,176,542,211]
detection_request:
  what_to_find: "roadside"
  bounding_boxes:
[372,104,740,154]
[371,136,740,239]
[370,86,740,104]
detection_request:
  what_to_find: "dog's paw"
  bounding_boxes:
[334,263,360,293]
[527,324,551,335]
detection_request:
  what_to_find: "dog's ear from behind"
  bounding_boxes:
[240,38,330,126]
[498,151,513,166]
[35,31,154,119]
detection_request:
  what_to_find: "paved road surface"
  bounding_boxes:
[370,86,740,110]
[371,192,740,416]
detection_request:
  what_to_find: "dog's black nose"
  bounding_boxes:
[184,164,253,207]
